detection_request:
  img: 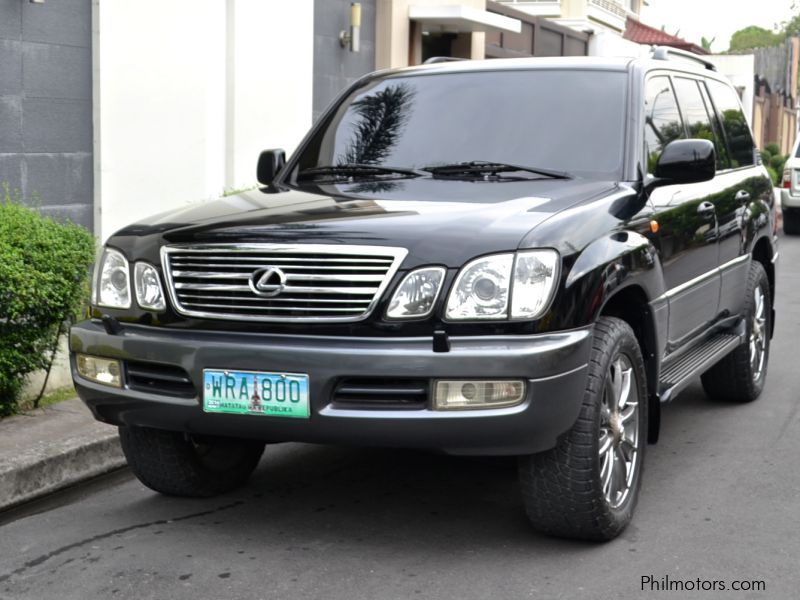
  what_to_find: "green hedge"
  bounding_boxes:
[760,143,788,186]
[0,184,95,416]
[765,142,780,157]
[766,166,779,186]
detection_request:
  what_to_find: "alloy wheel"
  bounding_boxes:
[598,354,640,509]
[750,285,767,381]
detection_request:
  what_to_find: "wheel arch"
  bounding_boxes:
[563,230,666,443]
[751,235,775,337]
[597,284,661,444]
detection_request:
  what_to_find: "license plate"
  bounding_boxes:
[202,369,310,418]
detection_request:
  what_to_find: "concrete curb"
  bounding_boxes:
[0,398,126,512]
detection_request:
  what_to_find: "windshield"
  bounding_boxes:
[292,69,627,182]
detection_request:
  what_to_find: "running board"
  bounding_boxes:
[658,330,744,403]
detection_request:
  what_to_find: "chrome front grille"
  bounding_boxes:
[161,244,407,322]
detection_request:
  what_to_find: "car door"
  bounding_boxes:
[704,77,770,318]
[670,75,751,320]
[644,74,721,349]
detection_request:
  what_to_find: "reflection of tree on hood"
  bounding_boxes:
[339,83,415,166]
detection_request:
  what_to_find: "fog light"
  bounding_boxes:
[434,380,525,410]
[76,354,122,387]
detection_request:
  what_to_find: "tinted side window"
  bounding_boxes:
[672,77,728,170]
[644,76,684,174]
[706,79,755,167]
[698,82,731,169]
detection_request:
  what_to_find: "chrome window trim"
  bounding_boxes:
[161,243,408,323]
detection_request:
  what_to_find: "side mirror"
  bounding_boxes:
[654,139,716,185]
[257,149,286,186]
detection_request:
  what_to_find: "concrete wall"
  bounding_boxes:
[227,1,314,188]
[313,0,377,122]
[753,42,794,95]
[93,1,225,240]
[0,0,93,229]
[94,0,314,241]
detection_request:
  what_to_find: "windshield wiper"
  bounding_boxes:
[423,161,571,180]
[297,163,424,181]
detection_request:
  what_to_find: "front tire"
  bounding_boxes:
[700,261,771,403]
[119,426,265,497]
[518,316,647,541]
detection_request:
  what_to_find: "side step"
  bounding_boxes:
[658,331,743,402]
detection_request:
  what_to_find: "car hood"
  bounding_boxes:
[111,178,619,268]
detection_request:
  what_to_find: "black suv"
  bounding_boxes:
[71,49,777,541]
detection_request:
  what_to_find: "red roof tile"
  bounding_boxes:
[624,16,709,55]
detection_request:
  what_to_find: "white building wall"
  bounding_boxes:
[588,30,646,57]
[93,0,314,241]
[228,0,314,189]
[707,54,755,125]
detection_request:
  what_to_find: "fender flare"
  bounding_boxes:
[564,230,666,443]
[565,230,665,323]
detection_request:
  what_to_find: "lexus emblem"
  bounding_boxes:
[249,266,287,297]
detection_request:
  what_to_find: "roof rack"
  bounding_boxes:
[650,45,716,71]
[423,56,467,65]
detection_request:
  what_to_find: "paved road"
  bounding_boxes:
[2,239,800,600]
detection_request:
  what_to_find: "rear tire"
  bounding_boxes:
[783,207,800,235]
[701,261,770,403]
[119,426,265,497]
[518,316,647,541]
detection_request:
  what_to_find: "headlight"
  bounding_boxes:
[386,267,445,319]
[134,262,166,311]
[445,250,558,321]
[445,254,513,320]
[95,247,131,309]
[510,250,559,319]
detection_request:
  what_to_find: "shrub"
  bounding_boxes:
[766,166,779,186]
[760,150,772,165]
[765,142,780,157]
[770,154,786,173]
[0,184,95,416]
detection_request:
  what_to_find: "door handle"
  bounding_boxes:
[697,201,716,218]
[735,190,751,203]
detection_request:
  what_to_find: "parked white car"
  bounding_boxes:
[781,139,800,234]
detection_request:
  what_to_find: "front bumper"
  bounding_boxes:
[69,320,592,456]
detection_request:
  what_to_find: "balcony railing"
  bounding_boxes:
[499,0,637,15]
[590,0,628,18]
